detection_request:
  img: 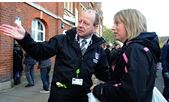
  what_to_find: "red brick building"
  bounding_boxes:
[0,2,103,90]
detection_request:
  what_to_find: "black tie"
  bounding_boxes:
[80,39,87,55]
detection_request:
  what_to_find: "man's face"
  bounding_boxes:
[76,12,96,38]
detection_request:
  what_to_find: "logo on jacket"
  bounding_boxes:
[93,52,99,63]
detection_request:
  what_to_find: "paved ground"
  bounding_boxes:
[155,63,164,93]
[0,73,49,102]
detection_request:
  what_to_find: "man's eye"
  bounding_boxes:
[84,22,89,26]
[78,20,82,23]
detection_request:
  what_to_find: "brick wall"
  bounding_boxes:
[0,3,19,82]
[0,2,65,83]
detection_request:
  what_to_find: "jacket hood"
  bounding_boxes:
[130,32,160,62]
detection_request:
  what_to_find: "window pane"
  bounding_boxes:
[38,21,43,30]
[32,20,36,29]
[32,30,36,40]
[31,19,45,42]
[37,32,43,41]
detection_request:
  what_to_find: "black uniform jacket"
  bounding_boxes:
[161,43,169,73]
[18,28,110,94]
[93,32,160,102]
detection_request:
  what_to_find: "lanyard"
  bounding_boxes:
[76,68,80,77]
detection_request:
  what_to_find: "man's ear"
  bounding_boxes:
[93,25,98,32]
[94,25,99,28]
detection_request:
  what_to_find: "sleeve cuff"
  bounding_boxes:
[93,84,105,101]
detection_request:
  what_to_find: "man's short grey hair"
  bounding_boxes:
[85,9,100,26]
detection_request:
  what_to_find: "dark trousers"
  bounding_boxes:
[40,66,51,91]
[24,64,34,85]
[48,84,88,102]
[163,74,169,101]
[13,71,21,85]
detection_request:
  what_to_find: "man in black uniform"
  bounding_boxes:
[13,43,23,85]
[161,39,169,101]
[0,9,110,102]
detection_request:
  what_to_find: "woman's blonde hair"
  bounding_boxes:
[114,9,147,40]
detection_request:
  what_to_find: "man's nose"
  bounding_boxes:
[79,22,84,27]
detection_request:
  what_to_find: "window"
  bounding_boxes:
[64,2,73,13]
[80,3,87,12]
[64,2,75,25]
[31,19,45,42]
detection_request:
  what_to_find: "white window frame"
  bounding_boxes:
[31,19,45,42]
[80,3,87,12]
[64,2,73,13]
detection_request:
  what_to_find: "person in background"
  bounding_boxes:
[13,43,23,85]
[111,42,121,62]
[0,9,110,102]
[105,44,111,66]
[23,53,36,87]
[92,9,160,102]
[161,39,169,101]
[39,58,51,94]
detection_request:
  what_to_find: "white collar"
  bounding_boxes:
[75,34,92,45]
[79,37,91,43]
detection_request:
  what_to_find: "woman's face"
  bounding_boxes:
[112,17,128,42]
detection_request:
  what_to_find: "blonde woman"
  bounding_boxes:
[92,9,160,102]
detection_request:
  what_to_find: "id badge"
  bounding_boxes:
[72,78,83,86]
